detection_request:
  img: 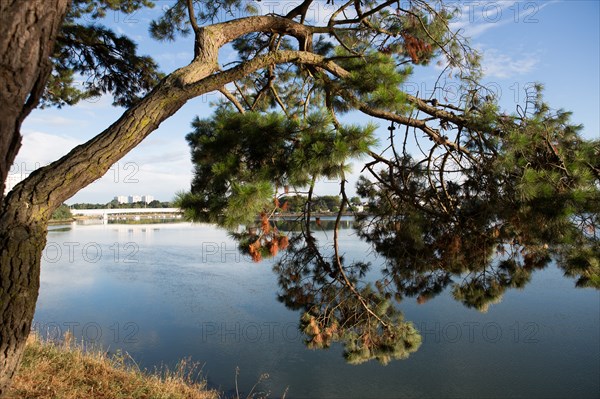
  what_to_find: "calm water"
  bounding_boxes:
[35,222,600,398]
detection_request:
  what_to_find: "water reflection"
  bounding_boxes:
[36,221,600,398]
[357,217,553,313]
[355,205,599,308]
[229,205,599,364]
[274,229,421,365]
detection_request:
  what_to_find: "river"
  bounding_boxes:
[34,222,600,398]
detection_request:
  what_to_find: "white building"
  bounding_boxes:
[115,194,155,204]
[128,195,142,203]
[142,195,154,204]
[114,195,128,204]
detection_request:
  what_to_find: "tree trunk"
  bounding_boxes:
[0,1,67,394]
[0,199,47,396]
[0,0,68,196]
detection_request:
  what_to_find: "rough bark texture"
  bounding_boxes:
[0,1,68,395]
[0,0,69,196]
[0,202,47,397]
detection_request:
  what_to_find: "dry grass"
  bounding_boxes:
[6,332,218,399]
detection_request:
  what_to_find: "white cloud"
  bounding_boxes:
[449,2,513,38]
[449,1,556,38]
[132,151,187,167]
[481,48,539,79]
[9,128,193,203]
[14,131,80,167]
[65,137,193,203]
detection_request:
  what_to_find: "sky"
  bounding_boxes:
[10,0,600,204]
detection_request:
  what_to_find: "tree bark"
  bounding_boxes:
[0,201,47,397]
[0,1,68,395]
[0,0,69,196]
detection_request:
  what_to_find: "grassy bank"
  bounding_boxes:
[6,333,218,399]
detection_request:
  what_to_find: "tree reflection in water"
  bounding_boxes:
[192,84,599,364]
[232,213,424,365]
[229,175,598,364]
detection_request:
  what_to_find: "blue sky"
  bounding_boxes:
[12,0,600,204]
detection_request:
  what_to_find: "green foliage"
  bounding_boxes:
[301,305,421,366]
[277,195,307,213]
[276,195,344,213]
[149,0,245,41]
[343,317,422,365]
[178,110,295,225]
[42,67,89,107]
[40,0,162,108]
[51,204,73,220]
[224,181,274,227]
[271,232,422,365]
[491,89,599,245]
[178,109,376,226]
[173,191,207,223]
[70,201,171,209]
[45,23,163,108]
[356,85,599,309]
[312,196,341,213]
[68,0,155,20]
[330,49,413,114]
[562,244,600,288]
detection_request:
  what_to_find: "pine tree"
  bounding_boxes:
[1,1,598,392]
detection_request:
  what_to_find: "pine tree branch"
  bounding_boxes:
[186,0,200,34]
[7,50,350,218]
[186,0,202,58]
[219,87,245,113]
[270,84,289,117]
[318,76,474,158]
[206,15,332,51]
[330,0,398,25]
[333,168,390,329]
[285,0,314,23]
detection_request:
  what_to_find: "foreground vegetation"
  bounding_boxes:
[7,333,217,399]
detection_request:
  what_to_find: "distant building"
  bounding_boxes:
[142,195,154,204]
[128,195,142,203]
[115,194,155,204]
